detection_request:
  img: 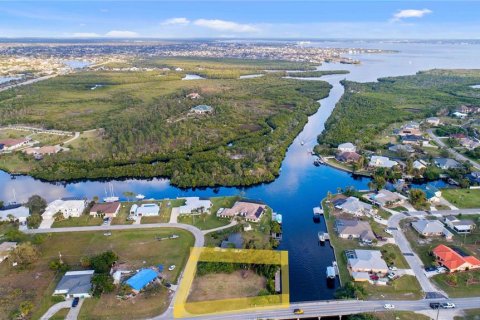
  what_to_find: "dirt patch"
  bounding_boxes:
[187,270,266,302]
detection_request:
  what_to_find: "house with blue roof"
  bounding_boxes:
[125,269,158,293]
[414,185,442,202]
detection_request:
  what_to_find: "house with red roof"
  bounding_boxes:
[432,244,480,272]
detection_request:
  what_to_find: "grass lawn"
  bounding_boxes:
[141,199,177,224]
[442,189,480,208]
[377,209,392,219]
[111,202,134,225]
[0,228,194,319]
[391,206,408,213]
[50,308,70,320]
[358,275,423,300]
[367,311,431,320]
[431,269,480,298]
[455,308,480,320]
[51,215,103,228]
[177,196,238,230]
[187,270,266,302]
[369,218,392,239]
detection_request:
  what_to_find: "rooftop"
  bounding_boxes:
[125,269,157,291]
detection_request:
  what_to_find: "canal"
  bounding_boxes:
[2,40,480,301]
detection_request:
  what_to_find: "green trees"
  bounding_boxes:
[9,242,39,269]
[26,195,47,214]
[409,189,429,210]
[91,274,115,297]
[86,250,118,273]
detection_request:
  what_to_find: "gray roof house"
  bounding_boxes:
[411,220,446,237]
[338,142,357,153]
[53,270,95,298]
[130,203,160,217]
[434,158,461,170]
[367,189,406,207]
[444,216,476,234]
[335,197,375,217]
[369,156,398,168]
[335,219,375,243]
[347,249,389,274]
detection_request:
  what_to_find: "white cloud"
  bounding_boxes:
[391,9,432,22]
[105,30,138,37]
[161,17,190,26]
[193,19,258,33]
[72,32,100,38]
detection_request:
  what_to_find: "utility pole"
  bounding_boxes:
[58,251,63,264]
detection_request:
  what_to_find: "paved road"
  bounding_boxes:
[155,297,480,320]
[408,208,480,217]
[387,211,445,296]
[0,75,57,93]
[427,129,480,170]
[25,222,206,247]
[39,301,71,320]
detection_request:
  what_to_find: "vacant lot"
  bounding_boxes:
[358,275,423,300]
[442,189,480,208]
[432,269,480,298]
[187,270,266,302]
[177,196,238,230]
[0,228,194,319]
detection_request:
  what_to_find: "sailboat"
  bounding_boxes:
[103,183,119,202]
[135,194,145,200]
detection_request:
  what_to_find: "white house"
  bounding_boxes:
[426,117,441,126]
[42,199,87,220]
[335,197,375,217]
[411,219,450,238]
[130,203,160,217]
[53,270,94,298]
[369,156,398,169]
[444,216,476,234]
[0,138,30,151]
[452,112,467,119]
[337,142,356,153]
[347,249,389,274]
[413,159,428,170]
[178,197,212,214]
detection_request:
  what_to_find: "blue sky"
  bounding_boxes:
[0,1,479,39]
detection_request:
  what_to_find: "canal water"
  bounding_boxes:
[2,41,480,301]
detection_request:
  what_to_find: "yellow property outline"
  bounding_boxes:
[173,247,289,318]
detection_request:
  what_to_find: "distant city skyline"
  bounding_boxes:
[0,1,479,39]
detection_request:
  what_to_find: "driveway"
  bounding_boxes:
[169,207,180,223]
[40,301,71,320]
[66,298,84,320]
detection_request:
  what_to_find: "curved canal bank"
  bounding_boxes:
[2,41,480,301]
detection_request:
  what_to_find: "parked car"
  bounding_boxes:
[293,309,304,315]
[429,302,441,309]
[436,266,447,273]
[384,228,393,235]
[441,302,456,309]
[387,272,397,280]
[168,265,176,271]
[384,304,395,309]
[388,266,398,271]
[72,297,80,308]
[425,266,437,272]
[370,275,379,281]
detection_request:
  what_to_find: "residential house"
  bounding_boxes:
[432,244,480,272]
[368,189,406,207]
[434,158,461,170]
[217,201,266,223]
[398,122,422,136]
[0,205,30,225]
[457,105,480,114]
[467,171,480,184]
[90,202,121,218]
[24,145,61,156]
[125,269,158,293]
[334,196,375,217]
[347,249,389,274]
[0,138,30,151]
[178,197,212,214]
[0,242,17,263]
[335,219,375,243]
[413,160,428,170]
[130,203,160,217]
[336,151,361,163]
[444,216,476,234]
[369,156,398,169]
[53,270,95,298]
[411,219,451,239]
[190,105,213,114]
[426,117,441,126]
[401,134,425,145]
[452,111,467,119]
[42,199,87,220]
[459,137,480,150]
[338,142,357,153]
[388,144,415,153]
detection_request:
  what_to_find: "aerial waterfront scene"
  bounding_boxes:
[1,1,480,320]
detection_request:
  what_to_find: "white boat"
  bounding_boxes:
[135,194,145,200]
[103,183,119,202]
[326,266,336,279]
[318,232,325,242]
[300,140,305,146]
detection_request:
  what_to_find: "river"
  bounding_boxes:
[1,40,480,301]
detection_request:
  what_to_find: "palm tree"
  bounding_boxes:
[123,191,135,202]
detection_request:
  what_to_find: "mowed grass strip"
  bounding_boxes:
[442,188,480,208]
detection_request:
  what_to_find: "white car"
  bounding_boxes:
[388,266,398,271]
[384,228,393,235]
[168,265,176,271]
[441,302,455,309]
[384,304,395,309]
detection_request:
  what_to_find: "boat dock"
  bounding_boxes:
[317,231,330,242]
[313,207,323,216]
